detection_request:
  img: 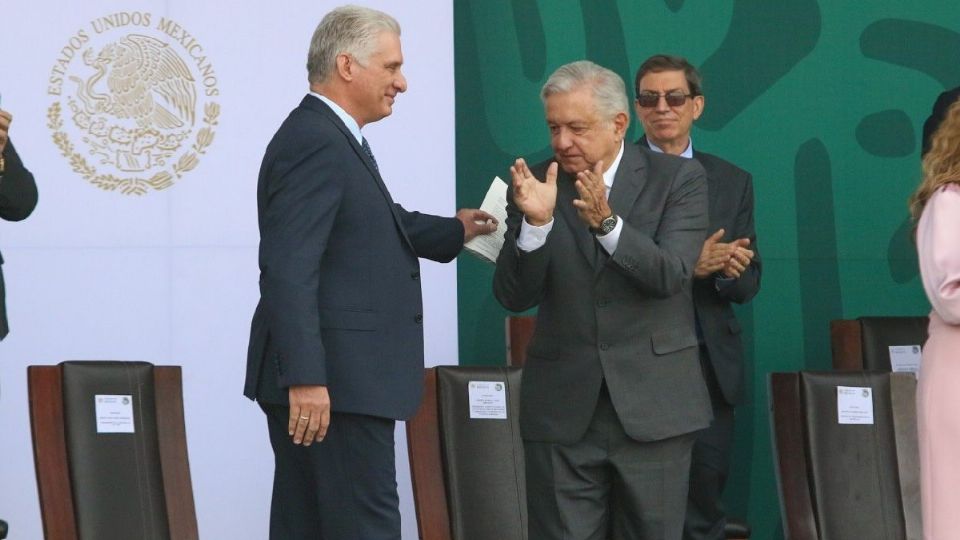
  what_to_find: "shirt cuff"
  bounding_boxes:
[596,217,623,254]
[517,216,554,252]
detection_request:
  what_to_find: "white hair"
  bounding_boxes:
[541,60,629,121]
[306,5,400,84]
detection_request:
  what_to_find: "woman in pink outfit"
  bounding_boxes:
[912,97,960,540]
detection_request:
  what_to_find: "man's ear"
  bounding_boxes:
[335,53,354,81]
[614,111,629,138]
[692,95,705,121]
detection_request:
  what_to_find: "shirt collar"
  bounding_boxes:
[310,91,363,144]
[646,137,694,159]
[602,140,626,191]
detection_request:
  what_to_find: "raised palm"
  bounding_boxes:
[511,158,558,226]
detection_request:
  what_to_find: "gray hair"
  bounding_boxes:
[540,61,629,121]
[307,5,401,84]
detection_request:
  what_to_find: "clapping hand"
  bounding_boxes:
[511,158,557,226]
[694,229,754,279]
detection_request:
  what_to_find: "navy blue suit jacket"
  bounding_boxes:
[245,95,463,420]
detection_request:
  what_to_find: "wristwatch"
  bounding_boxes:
[591,213,618,236]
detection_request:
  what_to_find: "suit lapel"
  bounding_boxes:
[693,149,721,232]
[608,143,647,217]
[302,96,415,251]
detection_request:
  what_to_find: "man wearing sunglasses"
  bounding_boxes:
[634,55,761,540]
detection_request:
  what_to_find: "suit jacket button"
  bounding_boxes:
[415,314,423,324]
[411,271,420,280]
[600,343,609,351]
[596,298,608,307]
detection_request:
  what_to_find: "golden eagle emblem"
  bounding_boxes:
[47,15,220,196]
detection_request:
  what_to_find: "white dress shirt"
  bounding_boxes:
[517,141,625,254]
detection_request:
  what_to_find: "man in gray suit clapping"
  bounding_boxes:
[494,60,711,540]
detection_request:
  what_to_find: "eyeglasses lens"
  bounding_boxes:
[637,93,689,108]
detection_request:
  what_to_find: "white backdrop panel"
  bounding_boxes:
[0,1,456,539]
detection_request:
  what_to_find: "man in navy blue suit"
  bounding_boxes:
[244,6,495,539]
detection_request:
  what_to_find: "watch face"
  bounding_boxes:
[600,215,617,234]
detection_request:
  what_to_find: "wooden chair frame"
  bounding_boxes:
[406,367,452,540]
[28,364,198,540]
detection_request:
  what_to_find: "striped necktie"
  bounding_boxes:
[361,137,380,174]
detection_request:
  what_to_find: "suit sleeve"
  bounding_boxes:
[0,141,38,222]
[493,182,551,312]
[396,205,464,262]
[607,158,708,298]
[714,171,761,304]
[258,141,345,387]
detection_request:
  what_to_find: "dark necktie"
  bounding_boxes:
[361,137,380,174]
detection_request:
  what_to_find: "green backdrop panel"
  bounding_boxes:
[455,1,952,535]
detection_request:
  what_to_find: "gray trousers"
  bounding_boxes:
[524,383,696,540]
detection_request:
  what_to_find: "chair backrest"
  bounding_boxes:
[769,371,921,540]
[505,316,536,367]
[830,317,928,371]
[407,366,526,540]
[28,361,198,540]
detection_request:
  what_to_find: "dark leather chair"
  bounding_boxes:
[830,316,928,371]
[28,361,198,540]
[505,315,751,539]
[769,371,921,540]
[407,366,525,540]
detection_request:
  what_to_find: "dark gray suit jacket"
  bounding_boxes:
[245,95,464,420]
[0,140,39,340]
[494,142,712,444]
[691,149,761,406]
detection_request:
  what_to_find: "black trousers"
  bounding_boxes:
[682,346,736,540]
[525,383,696,540]
[260,403,400,540]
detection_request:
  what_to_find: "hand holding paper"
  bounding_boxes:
[463,176,510,264]
[457,208,498,242]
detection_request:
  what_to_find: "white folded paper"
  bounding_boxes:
[463,176,509,264]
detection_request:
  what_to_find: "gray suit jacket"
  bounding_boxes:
[494,142,712,444]
[691,149,761,406]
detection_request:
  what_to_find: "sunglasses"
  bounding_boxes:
[635,91,695,108]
